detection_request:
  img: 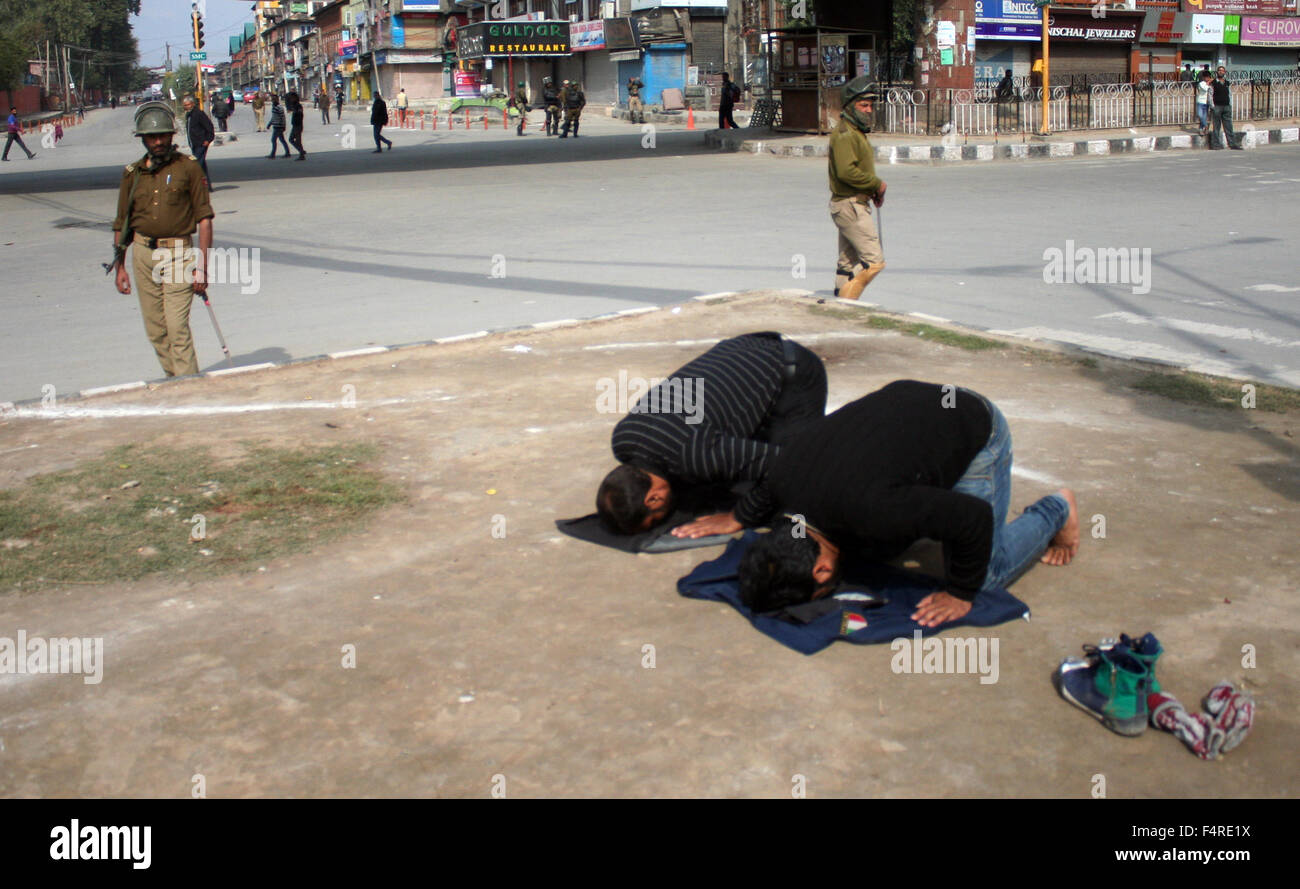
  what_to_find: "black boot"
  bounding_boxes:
[572,119,579,138]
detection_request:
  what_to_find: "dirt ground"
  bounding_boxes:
[1,293,1295,798]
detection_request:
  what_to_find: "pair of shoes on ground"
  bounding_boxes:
[1150,683,1254,760]
[1054,632,1255,758]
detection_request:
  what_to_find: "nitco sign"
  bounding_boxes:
[457,21,571,58]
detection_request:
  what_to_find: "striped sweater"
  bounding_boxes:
[611,332,787,523]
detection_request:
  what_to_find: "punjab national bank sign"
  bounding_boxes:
[457,21,572,58]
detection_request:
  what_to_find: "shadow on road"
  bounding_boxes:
[0,129,716,197]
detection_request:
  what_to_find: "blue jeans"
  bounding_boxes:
[1196,103,1208,131]
[951,394,1069,593]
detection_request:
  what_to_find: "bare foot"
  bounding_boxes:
[1041,488,1079,566]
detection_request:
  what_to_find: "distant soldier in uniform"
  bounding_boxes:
[560,79,586,138]
[511,81,530,136]
[110,101,215,378]
[252,90,266,131]
[828,76,886,300]
[542,77,561,136]
[627,76,645,124]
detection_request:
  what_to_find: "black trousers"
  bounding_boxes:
[719,103,738,129]
[373,124,391,149]
[3,131,34,159]
[193,144,209,182]
[289,127,305,157]
[755,339,829,447]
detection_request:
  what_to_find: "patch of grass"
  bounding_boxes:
[803,303,1003,351]
[0,443,403,593]
[1132,372,1299,413]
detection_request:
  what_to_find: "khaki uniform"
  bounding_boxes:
[827,116,884,292]
[627,78,644,123]
[560,85,586,137]
[542,82,561,135]
[113,149,215,377]
[252,93,266,131]
[512,87,529,135]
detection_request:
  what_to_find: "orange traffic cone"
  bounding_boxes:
[687,105,695,130]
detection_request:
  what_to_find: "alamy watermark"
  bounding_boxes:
[595,371,705,424]
[1043,240,1152,295]
[151,247,261,294]
[890,629,999,684]
[0,630,104,685]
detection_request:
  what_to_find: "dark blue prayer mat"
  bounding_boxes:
[677,531,1031,655]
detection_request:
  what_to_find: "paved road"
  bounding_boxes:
[2,105,1298,401]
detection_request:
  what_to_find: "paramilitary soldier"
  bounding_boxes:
[542,76,561,136]
[560,79,586,138]
[828,76,887,300]
[110,101,215,378]
[511,81,531,136]
[627,76,645,124]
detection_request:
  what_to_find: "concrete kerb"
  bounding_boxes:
[4,286,1287,416]
[0,294,769,412]
[705,125,1300,163]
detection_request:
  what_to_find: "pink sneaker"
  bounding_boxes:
[1202,682,1255,755]
[1148,692,1220,760]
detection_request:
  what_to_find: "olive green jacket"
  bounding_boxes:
[827,117,882,199]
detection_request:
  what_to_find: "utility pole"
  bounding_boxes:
[1037,0,1050,135]
[64,44,72,112]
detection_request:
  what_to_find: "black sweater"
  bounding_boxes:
[755,380,995,598]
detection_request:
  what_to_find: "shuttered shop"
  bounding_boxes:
[402,15,442,50]
[1047,42,1130,78]
[690,16,725,73]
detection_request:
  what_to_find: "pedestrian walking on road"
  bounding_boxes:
[827,77,886,300]
[212,93,229,133]
[1195,70,1212,136]
[1209,66,1242,150]
[225,94,235,123]
[267,94,290,158]
[252,91,266,131]
[318,89,331,124]
[3,106,36,160]
[396,88,409,127]
[542,77,561,136]
[718,72,741,129]
[371,94,393,152]
[286,92,307,160]
[110,101,215,378]
[181,95,214,187]
[335,87,344,119]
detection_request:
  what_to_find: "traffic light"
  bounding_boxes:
[192,3,205,50]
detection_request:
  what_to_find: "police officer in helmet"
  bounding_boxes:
[827,76,886,300]
[110,101,215,377]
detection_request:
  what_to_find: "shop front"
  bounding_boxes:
[1041,11,1143,81]
[455,19,573,98]
[1229,11,1300,73]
